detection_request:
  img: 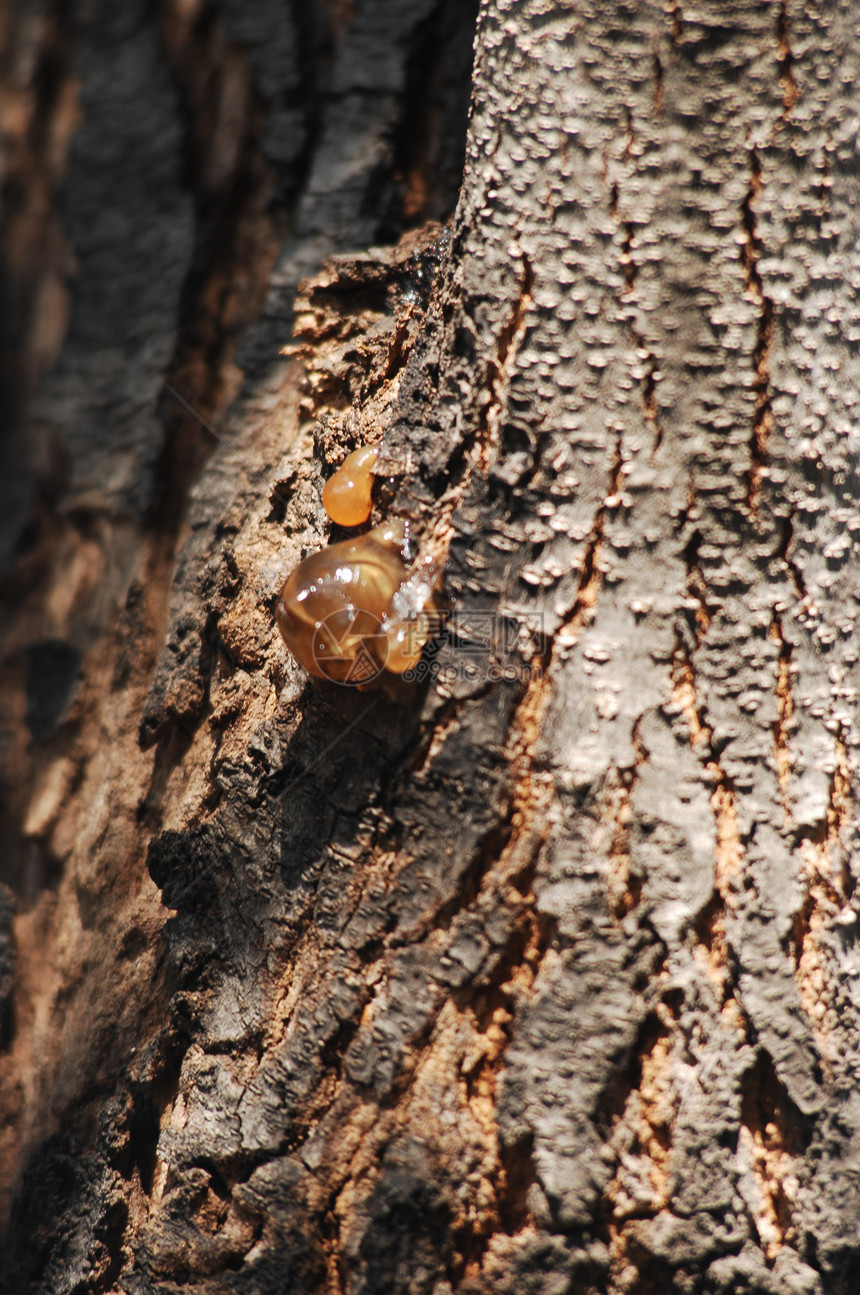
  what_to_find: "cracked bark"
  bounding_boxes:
[2,1,859,1293]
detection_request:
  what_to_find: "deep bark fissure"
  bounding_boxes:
[605,137,663,456]
[741,146,775,514]
[145,0,301,554]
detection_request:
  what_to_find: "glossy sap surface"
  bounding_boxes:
[321,443,379,527]
[276,520,431,684]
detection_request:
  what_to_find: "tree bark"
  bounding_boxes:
[2,1,859,1293]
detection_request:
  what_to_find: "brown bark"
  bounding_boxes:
[2,1,859,1293]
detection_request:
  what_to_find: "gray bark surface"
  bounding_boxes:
[1,1,859,1293]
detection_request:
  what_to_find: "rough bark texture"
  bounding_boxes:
[2,1,860,1293]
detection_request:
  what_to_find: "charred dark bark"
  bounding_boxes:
[1,2,859,1293]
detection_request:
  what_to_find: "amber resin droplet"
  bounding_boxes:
[276,521,406,684]
[381,613,432,674]
[322,444,379,527]
[276,519,436,685]
[380,556,438,673]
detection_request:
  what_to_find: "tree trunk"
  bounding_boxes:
[2,1,859,1292]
